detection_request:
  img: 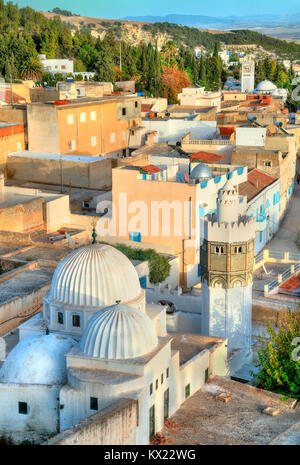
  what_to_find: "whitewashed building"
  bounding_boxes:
[39,55,74,75]
[0,244,228,444]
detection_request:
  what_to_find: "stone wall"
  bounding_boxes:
[0,197,44,232]
[45,398,138,445]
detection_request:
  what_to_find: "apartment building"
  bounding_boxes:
[27,96,143,157]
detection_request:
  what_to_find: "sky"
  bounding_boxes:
[13,0,300,19]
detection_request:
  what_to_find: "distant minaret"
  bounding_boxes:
[200,180,256,355]
[241,60,255,93]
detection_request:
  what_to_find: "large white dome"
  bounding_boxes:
[80,304,158,360]
[255,80,277,92]
[0,334,76,385]
[49,244,142,308]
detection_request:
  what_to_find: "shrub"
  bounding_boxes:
[253,309,300,400]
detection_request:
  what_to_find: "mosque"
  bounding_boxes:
[0,240,228,444]
[254,80,289,102]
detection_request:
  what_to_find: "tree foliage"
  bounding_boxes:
[113,244,171,284]
[253,310,300,400]
[161,67,191,103]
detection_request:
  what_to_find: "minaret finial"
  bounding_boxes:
[92,226,97,244]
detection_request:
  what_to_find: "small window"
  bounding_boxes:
[166,368,169,379]
[150,383,153,395]
[72,314,80,327]
[161,373,164,384]
[215,246,224,254]
[155,379,158,390]
[122,108,126,116]
[69,140,76,151]
[90,397,98,410]
[57,312,64,325]
[90,111,96,121]
[61,65,66,70]
[91,136,97,147]
[205,368,209,383]
[18,402,28,415]
[110,132,116,144]
[185,384,190,399]
[80,112,86,123]
[67,114,74,125]
[264,161,271,167]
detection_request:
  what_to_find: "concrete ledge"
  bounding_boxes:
[44,398,138,445]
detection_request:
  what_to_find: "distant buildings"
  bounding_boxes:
[178,87,221,112]
[38,54,74,75]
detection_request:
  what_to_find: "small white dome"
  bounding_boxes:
[190,163,213,181]
[80,304,158,360]
[49,244,142,308]
[0,334,76,385]
[255,80,277,92]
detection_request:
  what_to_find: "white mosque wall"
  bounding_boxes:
[0,384,60,442]
[146,287,202,314]
[172,311,202,334]
[201,282,252,353]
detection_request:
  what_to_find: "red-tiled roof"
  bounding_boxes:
[279,275,300,292]
[0,89,25,104]
[140,164,161,174]
[238,169,277,201]
[0,124,24,138]
[219,127,235,137]
[189,151,226,164]
[141,104,153,112]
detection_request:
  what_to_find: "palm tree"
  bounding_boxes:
[20,57,43,81]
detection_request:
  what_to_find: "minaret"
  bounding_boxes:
[201,179,256,357]
[241,60,255,93]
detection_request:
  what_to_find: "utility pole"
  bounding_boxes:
[119,42,122,76]
[10,74,13,106]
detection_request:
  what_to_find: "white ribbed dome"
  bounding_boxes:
[80,304,158,360]
[49,244,142,307]
[0,334,76,385]
[190,163,213,181]
[256,80,277,92]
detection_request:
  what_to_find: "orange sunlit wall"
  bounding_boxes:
[57,101,133,156]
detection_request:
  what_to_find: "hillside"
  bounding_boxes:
[41,11,300,59]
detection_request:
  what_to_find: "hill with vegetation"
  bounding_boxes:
[0,2,296,105]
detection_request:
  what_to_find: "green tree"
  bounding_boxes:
[20,56,42,80]
[253,310,300,400]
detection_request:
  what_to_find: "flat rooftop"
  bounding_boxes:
[171,333,223,366]
[8,151,105,163]
[30,94,140,108]
[0,191,42,209]
[0,121,21,128]
[161,376,300,445]
[0,266,53,305]
[132,143,188,158]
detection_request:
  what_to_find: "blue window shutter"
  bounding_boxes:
[198,264,201,277]
[129,232,141,242]
[199,207,205,217]
[259,231,263,242]
[139,276,147,288]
